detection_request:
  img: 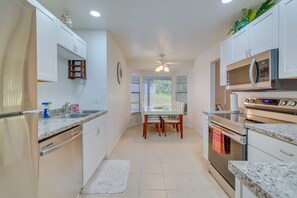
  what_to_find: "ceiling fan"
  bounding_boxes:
[155,54,179,72]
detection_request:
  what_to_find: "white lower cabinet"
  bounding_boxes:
[202,114,209,160]
[235,129,297,198]
[82,115,107,186]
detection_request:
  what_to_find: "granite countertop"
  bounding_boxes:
[229,161,297,198]
[38,110,107,141]
[202,110,237,115]
[246,124,297,146]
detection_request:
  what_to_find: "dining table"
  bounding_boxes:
[143,106,184,139]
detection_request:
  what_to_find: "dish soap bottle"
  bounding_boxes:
[42,102,52,118]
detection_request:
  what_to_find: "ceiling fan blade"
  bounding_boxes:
[156,60,162,64]
[166,62,180,65]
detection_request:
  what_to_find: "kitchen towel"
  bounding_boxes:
[212,128,225,154]
[230,93,239,112]
[81,160,130,194]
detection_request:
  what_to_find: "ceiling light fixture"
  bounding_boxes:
[164,66,170,72]
[90,10,101,17]
[222,0,232,3]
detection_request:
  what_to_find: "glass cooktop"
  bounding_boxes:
[213,113,289,124]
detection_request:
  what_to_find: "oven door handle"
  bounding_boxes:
[208,122,246,145]
[221,131,246,145]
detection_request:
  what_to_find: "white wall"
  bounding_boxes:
[38,57,83,109]
[38,30,108,111]
[192,41,221,134]
[106,33,130,156]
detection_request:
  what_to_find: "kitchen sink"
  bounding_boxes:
[81,110,103,114]
[54,113,92,119]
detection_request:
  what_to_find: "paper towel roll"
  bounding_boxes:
[230,93,239,112]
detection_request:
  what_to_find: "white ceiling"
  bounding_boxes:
[39,0,264,69]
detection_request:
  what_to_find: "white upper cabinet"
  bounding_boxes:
[220,37,233,86]
[279,0,297,79]
[57,20,74,52]
[36,8,57,82]
[73,35,87,59]
[249,5,279,56]
[232,27,250,63]
[223,4,279,66]
[56,20,87,60]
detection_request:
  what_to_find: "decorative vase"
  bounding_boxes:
[60,13,73,28]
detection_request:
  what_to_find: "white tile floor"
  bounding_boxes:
[80,125,229,198]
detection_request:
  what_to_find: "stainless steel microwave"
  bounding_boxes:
[226,49,297,91]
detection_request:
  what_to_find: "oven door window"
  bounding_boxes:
[208,125,247,189]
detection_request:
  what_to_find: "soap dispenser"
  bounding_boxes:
[42,102,52,118]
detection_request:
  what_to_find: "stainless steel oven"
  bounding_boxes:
[208,122,247,190]
[226,49,297,91]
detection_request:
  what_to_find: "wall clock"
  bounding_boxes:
[117,62,123,84]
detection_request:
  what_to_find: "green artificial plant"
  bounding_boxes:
[228,0,275,35]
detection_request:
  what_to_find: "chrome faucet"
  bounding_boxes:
[62,102,70,113]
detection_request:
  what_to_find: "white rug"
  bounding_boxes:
[81,160,130,194]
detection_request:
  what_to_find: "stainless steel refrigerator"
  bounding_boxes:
[0,0,38,198]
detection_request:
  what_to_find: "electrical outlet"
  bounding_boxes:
[92,96,99,103]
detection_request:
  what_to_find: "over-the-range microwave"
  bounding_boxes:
[226,49,297,91]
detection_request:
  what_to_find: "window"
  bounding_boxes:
[176,75,187,114]
[131,75,140,113]
[144,77,172,107]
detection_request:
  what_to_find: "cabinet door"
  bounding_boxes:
[83,127,99,186]
[279,0,297,79]
[95,123,107,167]
[203,115,209,160]
[56,21,74,52]
[232,28,250,62]
[36,9,57,82]
[73,35,87,59]
[249,5,279,56]
[83,122,107,186]
[220,37,232,86]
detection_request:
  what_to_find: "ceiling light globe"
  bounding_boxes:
[164,67,170,72]
[222,0,232,3]
[90,11,101,17]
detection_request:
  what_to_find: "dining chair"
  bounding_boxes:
[162,101,185,137]
[141,103,161,138]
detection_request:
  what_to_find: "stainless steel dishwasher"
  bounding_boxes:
[39,126,82,198]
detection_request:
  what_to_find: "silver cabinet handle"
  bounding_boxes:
[249,49,252,57]
[97,128,101,135]
[40,131,81,156]
[280,149,294,157]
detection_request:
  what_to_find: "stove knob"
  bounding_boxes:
[250,99,255,103]
[288,101,297,107]
[245,99,250,103]
[280,100,288,106]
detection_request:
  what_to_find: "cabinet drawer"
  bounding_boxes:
[248,145,280,162]
[248,130,297,162]
[83,114,107,135]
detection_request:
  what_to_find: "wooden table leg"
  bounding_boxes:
[179,114,183,139]
[144,115,148,139]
